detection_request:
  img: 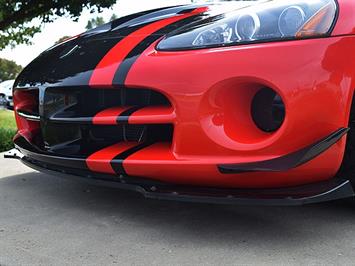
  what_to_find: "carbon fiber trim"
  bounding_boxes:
[219,128,349,174]
[13,156,355,206]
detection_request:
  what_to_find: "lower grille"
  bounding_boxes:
[14,86,174,158]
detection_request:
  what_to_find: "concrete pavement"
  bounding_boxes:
[1,153,355,265]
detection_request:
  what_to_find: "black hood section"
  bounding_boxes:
[15,4,208,89]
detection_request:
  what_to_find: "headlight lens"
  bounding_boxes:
[157,0,337,50]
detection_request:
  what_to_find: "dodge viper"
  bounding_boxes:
[5,0,355,205]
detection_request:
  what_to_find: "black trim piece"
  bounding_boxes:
[16,156,355,206]
[117,106,143,124]
[113,14,204,85]
[110,142,155,176]
[49,116,93,124]
[14,137,89,170]
[219,127,349,174]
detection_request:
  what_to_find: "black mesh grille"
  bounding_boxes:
[43,86,170,119]
[15,86,174,157]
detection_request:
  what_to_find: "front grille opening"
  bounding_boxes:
[42,124,123,156]
[44,86,171,119]
[14,88,39,116]
[15,86,174,158]
[42,123,173,157]
[13,88,41,143]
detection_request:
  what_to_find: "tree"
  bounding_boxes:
[0,58,23,81]
[0,0,117,49]
[55,36,73,45]
[86,16,105,30]
[110,14,118,21]
[85,14,117,30]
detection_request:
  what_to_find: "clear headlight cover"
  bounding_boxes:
[157,0,337,51]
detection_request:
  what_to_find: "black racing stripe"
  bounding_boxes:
[117,106,143,124]
[17,32,135,87]
[112,5,201,31]
[16,7,205,87]
[111,8,168,29]
[113,14,204,86]
[16,13,168,88]
[177,8,198,14]
[110,142,155,175]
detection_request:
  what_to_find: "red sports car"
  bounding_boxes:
[6,0,355,205]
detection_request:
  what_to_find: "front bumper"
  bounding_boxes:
[13,31,355,189]
[12,127,349,177]
[4,148,354,206]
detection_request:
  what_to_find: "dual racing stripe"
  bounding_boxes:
[86,141,155,175]
[92,106,144,125]
[86,7,208,176]
[110,142,155,175]
[89,7,208,87]
[86,142,139,175]
[116,106,143,124]
[92,106,130,125]
[113,7,208,85]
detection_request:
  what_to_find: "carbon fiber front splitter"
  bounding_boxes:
[5,148,355,206]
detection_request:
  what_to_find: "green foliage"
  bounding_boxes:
[0,58,23,81]
[0,127,16,152]
[1,23,41,49]
[0,110,17,152]
[55,36,72,45]
[0,110,16,130]
[85,13,118,31]
[110,14,118,21]
[0,0,117,49]
[86,16,105,30]
[86,14,117,30]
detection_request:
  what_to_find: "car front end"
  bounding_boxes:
[7,0,355,205]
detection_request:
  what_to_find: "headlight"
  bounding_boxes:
[157,0,337,50]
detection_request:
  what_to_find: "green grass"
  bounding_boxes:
[0,109,17,152]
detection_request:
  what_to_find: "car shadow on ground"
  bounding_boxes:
[1,171,355,250]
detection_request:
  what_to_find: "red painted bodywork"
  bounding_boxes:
[119,34,355,188]
[93,106,131,125]
[122,0,355,188]
[13,0,355,189]
[93,106,175,125]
